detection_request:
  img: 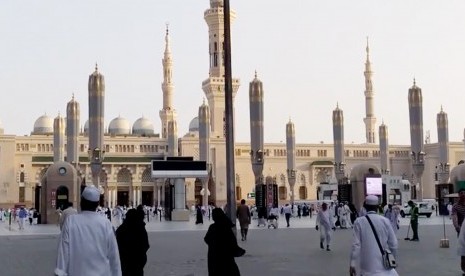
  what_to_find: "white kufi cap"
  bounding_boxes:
[365,195,379,206]
[82,186,100,202]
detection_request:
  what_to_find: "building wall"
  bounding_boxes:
[1,132,465,208]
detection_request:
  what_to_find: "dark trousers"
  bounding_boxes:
[411,220,419,240]
[285,213,291,227]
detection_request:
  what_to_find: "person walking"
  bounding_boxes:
[408,200,420,241]
[204,208,245,276]
[116,209,150,276]
[195,204,204,225]
[236,199,251,241]
[59,202,78,231]
[283,204,292,227]
[315,202,335,251]
[452,189,465,237]
[55,186,121,276]
[18,207,27,230]
[350,195,398,276]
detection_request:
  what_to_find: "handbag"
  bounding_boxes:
[365,215,397,269]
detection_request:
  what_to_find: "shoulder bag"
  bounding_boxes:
[365,215,397,269]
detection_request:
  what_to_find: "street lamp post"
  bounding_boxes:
[223,0,237,229]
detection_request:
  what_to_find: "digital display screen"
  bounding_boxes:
[365,176,383,195]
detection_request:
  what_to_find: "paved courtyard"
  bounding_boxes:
[0,215,462,275]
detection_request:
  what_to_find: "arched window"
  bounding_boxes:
[19,172,25,183]
[141,168,152,183]
[299,186,308,199]
[300,174,306,185]
[117,168,132,185]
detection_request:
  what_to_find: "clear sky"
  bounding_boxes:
[1,0,465,146]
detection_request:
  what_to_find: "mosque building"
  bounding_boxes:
[1,0,464,210]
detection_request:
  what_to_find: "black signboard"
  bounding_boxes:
[255,184,266,209]
[338,184,352,203]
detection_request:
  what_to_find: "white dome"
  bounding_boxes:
[108,116,131,135]
[132,116,154,136]
[189,117,199,132]
[33,114,53,134]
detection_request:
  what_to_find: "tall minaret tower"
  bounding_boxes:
[159,25,177,139]
[286,119,296,204]
[379,121,389,174]
[363,38,377,144]
[88,64,105,187]
[437,106,450,183]
[202,0,240,137]
[66,94,80,167]
[333,104,345,183]
[53,113,65,162]
[408,79,425,200]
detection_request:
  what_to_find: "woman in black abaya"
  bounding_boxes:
[204,208,245,276]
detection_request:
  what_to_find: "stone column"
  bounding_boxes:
[172,178,189,221]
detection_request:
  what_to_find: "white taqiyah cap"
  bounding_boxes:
[82,186,100,202]
[365,195,379,206]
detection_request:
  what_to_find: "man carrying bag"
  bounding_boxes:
[350,195,398,276]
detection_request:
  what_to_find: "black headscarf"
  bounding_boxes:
[212,208,233,228]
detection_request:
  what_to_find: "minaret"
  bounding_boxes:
[408,79,425,200]
[199,100,211,208]
[286,119,296,204]
[437,106,450,183]
[66,94,80,167]
[159,25,177,139]
[88,64,105,187]
[249,72,265,208]
[202,0,240,137]
[333,103,345,183]
[53,113,65,162]
[167,120,178,156]
[363,38,377,143]
[379,121,389,174]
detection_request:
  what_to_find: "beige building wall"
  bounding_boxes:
[1,130,465,208]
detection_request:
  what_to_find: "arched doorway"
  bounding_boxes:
[117,168,131,206]
[299,186,308,199]
[56,185,69,210]
[141,167,154,206]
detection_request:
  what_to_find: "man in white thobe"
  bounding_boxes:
[59,202,77,231]
[344,202,353,228]
[55,186,121,276]
[350,195,398,276]
[316,202,335,251]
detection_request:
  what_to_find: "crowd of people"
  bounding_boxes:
[0,206,40,229]
[25,187,465,275]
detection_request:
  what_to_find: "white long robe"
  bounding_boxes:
[316,209,334,246]
[55,211,121,276]
[350,212,398,276]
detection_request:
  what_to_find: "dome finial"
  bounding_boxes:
[336,101,339,109]
[413,77,416,86]
[254,70,257,79]
[289,116,292,123]
[72,93,75,100]
[165,22,169,35]
[440,105,443,112]
[95,63,98,72]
